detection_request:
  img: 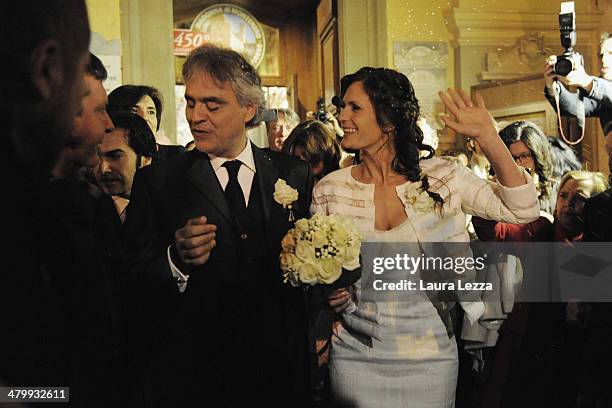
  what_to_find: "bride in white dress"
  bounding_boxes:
[311,67,539,407]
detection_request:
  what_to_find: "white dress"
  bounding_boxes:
[310,159,539,408]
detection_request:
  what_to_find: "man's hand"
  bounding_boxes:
[173,216,217,273]
[562,63,594,93]
[544,55,594,93]
[544,56,557,90]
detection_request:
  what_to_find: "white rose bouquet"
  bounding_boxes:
[280,214,362,288]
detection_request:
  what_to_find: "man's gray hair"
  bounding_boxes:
[182,44,265,128]
[278,108,300,129]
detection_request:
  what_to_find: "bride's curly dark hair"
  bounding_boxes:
[340,67,443,209]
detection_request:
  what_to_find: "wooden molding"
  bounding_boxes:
[450,9,604,46]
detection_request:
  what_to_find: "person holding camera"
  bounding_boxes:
[544,35,612,133]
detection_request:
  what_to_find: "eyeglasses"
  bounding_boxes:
[512,151,533,164]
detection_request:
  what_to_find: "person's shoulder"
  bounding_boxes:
[531,215,555,239]
[157,144,186,158]
[420,156,461,175]
[593,76,612,90]
[256,148,312,182]
[587,188,612,207]
[138,149,199,181]
[312,166,355,196]
[535,214,554,226]
[260,148,306,168]
[421,155,456,167]
[317,166,353,184]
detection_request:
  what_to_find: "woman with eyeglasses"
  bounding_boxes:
[498,121,556,215]
[311,67,539,407]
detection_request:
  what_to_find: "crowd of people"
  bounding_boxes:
[1,1,611,407]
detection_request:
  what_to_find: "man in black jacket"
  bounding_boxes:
[0,0,91,392]
[47,53,129,406]
[124,44,314,406]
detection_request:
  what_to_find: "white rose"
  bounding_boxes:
[332,224,348,246]
[295,241,316,262]
[294,218,310,233]
[297,262,320,285]
[342,245,361,271]
[311,228,327,247]
[317,258,342,284]
[311,213,324,224]
[273,179,299,208]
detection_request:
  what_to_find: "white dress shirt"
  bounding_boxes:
[168,139,257,292]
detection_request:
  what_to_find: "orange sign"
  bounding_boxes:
[173,29,210,56]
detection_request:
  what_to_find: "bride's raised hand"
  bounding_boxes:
[440,88,528,188]
[438,88,498,146]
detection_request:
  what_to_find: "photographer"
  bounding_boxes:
[544,35,612,133]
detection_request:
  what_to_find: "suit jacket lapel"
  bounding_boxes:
[185,151,235,225]
[252,145,277,226]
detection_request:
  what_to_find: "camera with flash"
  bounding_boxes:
[553,1,584,77]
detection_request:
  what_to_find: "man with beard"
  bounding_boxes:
[96,112,158,222]
[0,0,91,391]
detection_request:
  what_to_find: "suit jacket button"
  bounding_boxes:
[240,233,248,240]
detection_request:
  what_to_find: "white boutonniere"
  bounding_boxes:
[273,179,299,221]
[404,181,435,214]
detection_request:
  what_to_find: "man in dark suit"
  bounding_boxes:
[124,44,314,406]
[43,53,128,406]
[0,0,91,390]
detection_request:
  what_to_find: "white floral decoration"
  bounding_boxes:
[273,179,299,220]
[404,181,435,214]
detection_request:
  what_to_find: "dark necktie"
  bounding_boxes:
[222,160,247,216]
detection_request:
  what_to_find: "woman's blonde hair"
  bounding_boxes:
[558,170,608,196]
